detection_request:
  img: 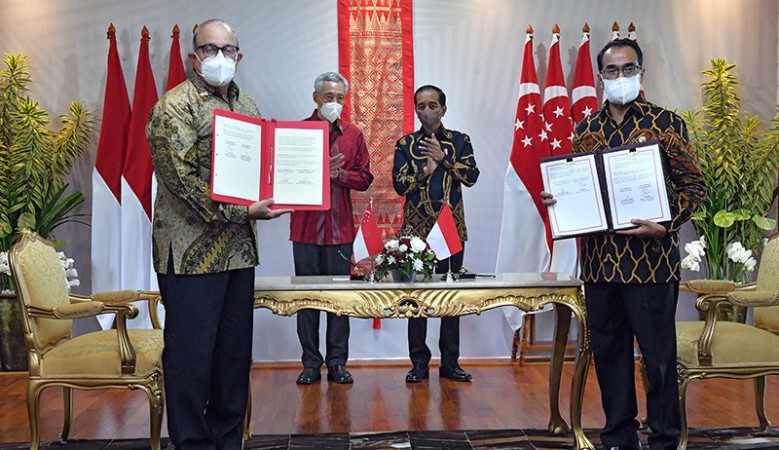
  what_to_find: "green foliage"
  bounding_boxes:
[683,59,779,281]
[0,53,95,292]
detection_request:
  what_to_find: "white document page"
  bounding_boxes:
[272,127,325,205]
[602,143,671,229]
[212,115,262,202]
[542,154,609,238]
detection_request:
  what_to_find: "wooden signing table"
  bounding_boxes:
[253,272,594,450]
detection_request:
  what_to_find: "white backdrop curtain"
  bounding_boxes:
[1,0,777,362]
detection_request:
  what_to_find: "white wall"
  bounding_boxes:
[1,0,777,362]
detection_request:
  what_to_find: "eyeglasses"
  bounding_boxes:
[196,44,240,60]
[601,64,641,80]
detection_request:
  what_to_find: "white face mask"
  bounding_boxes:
[603,74,641,105]
[197,51,236,87]
[319,101,343,123]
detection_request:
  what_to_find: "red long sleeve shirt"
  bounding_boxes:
[289,110,373,245]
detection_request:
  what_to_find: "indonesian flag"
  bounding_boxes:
[166,25,187,90]
[426,203,463,261]
[353,204,384,262]
[571,24,598,125]
[495,27,553,330]
[121,26,158,328]
[92,24,131,330]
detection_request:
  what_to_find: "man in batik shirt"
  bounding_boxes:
[147,19,290,450]
[542,39,705,450]
[393,85,480,384]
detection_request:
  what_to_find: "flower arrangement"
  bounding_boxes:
[681,235,757,284]
[0,249,79,294]
[373,235,438,281]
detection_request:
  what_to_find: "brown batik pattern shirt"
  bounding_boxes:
[572,96,706,284]
[146,74,261,275]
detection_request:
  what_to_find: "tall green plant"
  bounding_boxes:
[683,59,779,282]
[0,53,95,292]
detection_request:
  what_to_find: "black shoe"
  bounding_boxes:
[608,443,642,450]
[327,365,354,384]
[405,365,429,383]
[439,365,472,382]
[296,367,321,385]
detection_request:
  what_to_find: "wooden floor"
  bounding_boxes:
[1,361,778,443]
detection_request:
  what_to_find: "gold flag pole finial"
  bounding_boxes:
[192,24,198,35]
[612,21,620,32]
[582,23,590,34]
[172,24,180,38]
[526,24,533,35]
[141,26,150,41]
[552,23,560,34]
[628,22,636,33]
[107,23,116,39]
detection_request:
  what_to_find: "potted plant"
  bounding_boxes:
[681,59,779,321]
[0,53,94,370]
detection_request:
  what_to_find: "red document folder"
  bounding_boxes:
[210,108,330,211]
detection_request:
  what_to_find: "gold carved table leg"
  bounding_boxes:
[547,303,571,434]
[565,295,594,450]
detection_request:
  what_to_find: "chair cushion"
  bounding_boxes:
[40,329,163,376]
[677,321,779,368]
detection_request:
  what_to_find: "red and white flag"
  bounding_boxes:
[353,204,384,262]
[426,203,463,261]
[166,24,187,90]
[571,24,598,125]
[542,25,579,279]
[495,27,553,330]
[121,26,158,328]
[92,24,131,330]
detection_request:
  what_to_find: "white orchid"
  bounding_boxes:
[385,239,399,251]
[374,254,385,265]
[681,254,701,272]
[387,255,396,265]
[410,237,426,253]
[0,251,10,277]
[681,236,706,272]
[56,251,80,291]
[745,257,757,272]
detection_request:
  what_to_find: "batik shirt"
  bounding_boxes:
[146,74,261,275]
[572,96,706,284]
[393,126,480,242]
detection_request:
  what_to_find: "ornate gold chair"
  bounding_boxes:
[675,233,779,450]
[9,231,164,450]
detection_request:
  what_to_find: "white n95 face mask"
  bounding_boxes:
[603,74,641,105]
[319,102,343,123]
[198,51,236,87]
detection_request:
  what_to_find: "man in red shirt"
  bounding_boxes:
[290,72,373,385]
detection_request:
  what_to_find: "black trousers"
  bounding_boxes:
[408,249,464,370]
[158,257,254,450]
[293,242,352,369]
[585,282,681,450]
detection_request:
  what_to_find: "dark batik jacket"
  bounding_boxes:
[392,125,479,242]
[572,96,706,284]
[146,74,260,275]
